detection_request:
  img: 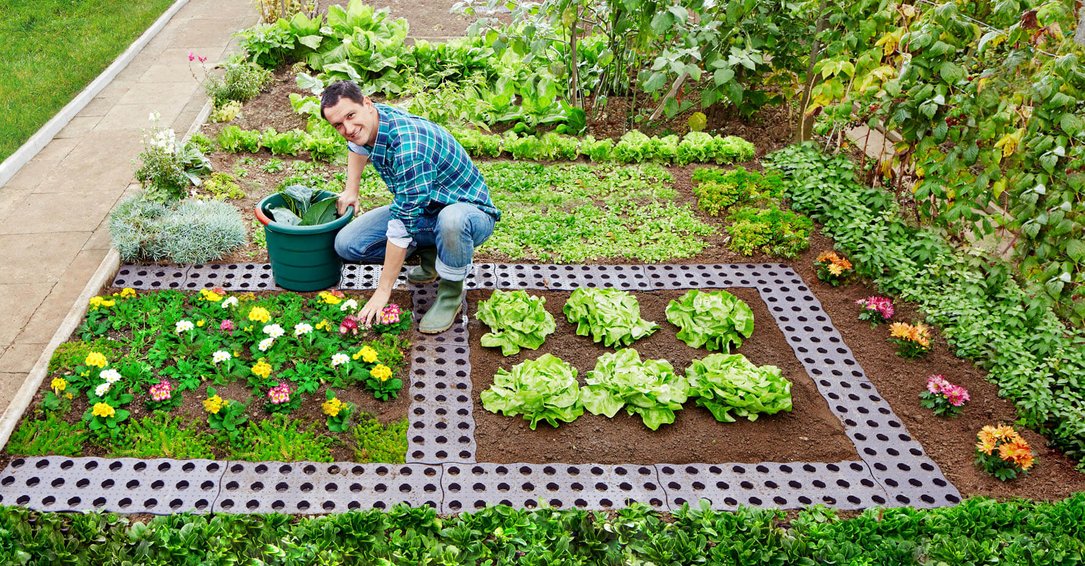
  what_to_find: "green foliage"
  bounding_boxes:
[692,166,784,216]
[665,290,754,352]
[147,198,247,264]
[200,172,245,200]
[262,128,307,156]
[217,125,262,153]
[685,353,793,423]
[188,132,215,155]
[5,495,1085,561]
[480,354,584,430]
[580,348,688,430]
[48,339,121,374]
[767,143,1085,466]
[268,185,339,226]
[563,288,658,348]
[209,100,242,123]
[352,413,407,463]
[108,414,215,459]
[228,414,334,462]
[479,162,714,263]
[726,205,814,258]
[476,290,556,355]
[205,61,272,108]
[7,414,87,456]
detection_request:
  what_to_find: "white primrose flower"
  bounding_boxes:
[294,323,313,337]
[263,324,285,339]
[258,337,275,352]
[221,296,239,309]
[100,369,122,384]
[175,320,194,333]
[331,353,351,368]
[340,299,359,312]
[95,383,111,397]
[212,350,232,364]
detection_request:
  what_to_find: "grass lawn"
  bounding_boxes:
[0,0,176,163]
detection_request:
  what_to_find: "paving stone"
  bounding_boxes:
[0,284,49,346]
[16,249,108,344]
[0,233,88,286]
[0,343,47,374]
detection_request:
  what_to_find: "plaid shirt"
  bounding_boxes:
[348,104,499,239]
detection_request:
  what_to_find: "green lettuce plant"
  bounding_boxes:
[563,288,658,348]
[665,290,754,352]
[685,353,793,423]
[580,348,689,431]
[476,290,556,355]
[479,354,583,430]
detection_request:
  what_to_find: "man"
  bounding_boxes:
[321,80,500,333]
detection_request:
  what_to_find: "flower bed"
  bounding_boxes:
[6,288,415,463]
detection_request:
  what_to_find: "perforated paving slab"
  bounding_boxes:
[1,262,960,514]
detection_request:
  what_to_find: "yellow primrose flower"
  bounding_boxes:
[119,288,137,298]
[51,377,67,394]
[315,319,332,331]
[251,360,272,379]
[89,296,115,309]
[353,345,379,363]
[84,352,108,368]
[199,289,224,302]
[318,291,342,305]
[91,402,115,418]
[65,392,73,400]
[197,319,205,327]
[203,395,226,414]
[370,364,392,382]
[248,306,271,324]
[322,397,344,417]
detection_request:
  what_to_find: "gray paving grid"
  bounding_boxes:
[0,262,960,514]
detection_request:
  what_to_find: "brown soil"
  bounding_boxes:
[7,290,414,463]
[468,288,857,465]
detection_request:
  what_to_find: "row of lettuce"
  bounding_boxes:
[2,496,1083,563]
[765,143,1085,467]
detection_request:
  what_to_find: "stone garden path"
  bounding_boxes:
[0,0,257,422]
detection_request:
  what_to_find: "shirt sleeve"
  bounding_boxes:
[388,149,435,236]
[347,141,371,157]
[385,219,412,249]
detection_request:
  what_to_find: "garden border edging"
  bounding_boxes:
[0,0,190,188]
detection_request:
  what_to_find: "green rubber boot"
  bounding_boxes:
[407,247,439,284]
[418,278,465,334]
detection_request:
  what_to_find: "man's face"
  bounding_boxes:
[324,96,378,146]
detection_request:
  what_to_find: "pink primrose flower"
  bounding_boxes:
[149,381,173,402]
[267,382,291,405]
[339,315,359,335]
[220,319,235,333]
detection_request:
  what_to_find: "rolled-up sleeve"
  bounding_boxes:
[385,218,412,249]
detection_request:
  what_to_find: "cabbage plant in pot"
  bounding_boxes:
[255,185,354,291]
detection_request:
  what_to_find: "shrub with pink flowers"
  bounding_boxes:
[856,296,894,326]
[919,375,970,417]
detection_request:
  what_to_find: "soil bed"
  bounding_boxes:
[467,288,858,465]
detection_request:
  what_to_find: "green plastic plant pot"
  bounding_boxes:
[255,191,354,292]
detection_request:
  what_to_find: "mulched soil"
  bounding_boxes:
[4,290,414,465]
[468,288,858,465]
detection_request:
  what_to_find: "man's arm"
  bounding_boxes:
[357,240,407,326]
[337,149,368,216]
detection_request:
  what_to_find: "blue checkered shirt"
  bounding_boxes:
[348,104,499,243]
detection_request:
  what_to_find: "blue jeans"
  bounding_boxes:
[334,203,496,281]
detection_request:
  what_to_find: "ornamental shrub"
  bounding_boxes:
[109,196,170,261]
[205,61,272,109]
[151,199,247,263]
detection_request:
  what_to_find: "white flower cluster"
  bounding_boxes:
[95,369,122,397]
[331,353,350,367]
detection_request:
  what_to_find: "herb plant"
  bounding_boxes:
[563,288,658,348]
[476,290,556,355]
[685,353,793,423]
[666,290,754,352]
[580,349,689,431]
[479,354,584,430]
[726,206,813,258]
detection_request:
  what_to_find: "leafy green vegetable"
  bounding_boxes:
[685,353,792,423]
[476,290,556,356]
[581,348,689,430]
[479,354,583,430]
[563,288,659,348]
[269,185,340,226]
[665,290,754,352]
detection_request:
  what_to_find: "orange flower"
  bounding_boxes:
[889,322,911,340]
[999,441,1034,470]
[816,251,838,263]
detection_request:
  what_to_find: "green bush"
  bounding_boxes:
[692,166,785,216]
[201,172,245,200]
[110,196,245,263]
[352,414,407,463]
[726,205,813,258]
[108,414,216,459]
[205,61,272,108]
[218,125,261,153]
[7,414,87,456]
[134,118,211,201]
[227,414,334,462]
[209,100,242,123]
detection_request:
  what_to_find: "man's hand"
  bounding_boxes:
[358,287,391,326]
[337,192,359,216]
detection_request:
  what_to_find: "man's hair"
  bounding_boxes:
[320,81,365,120]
